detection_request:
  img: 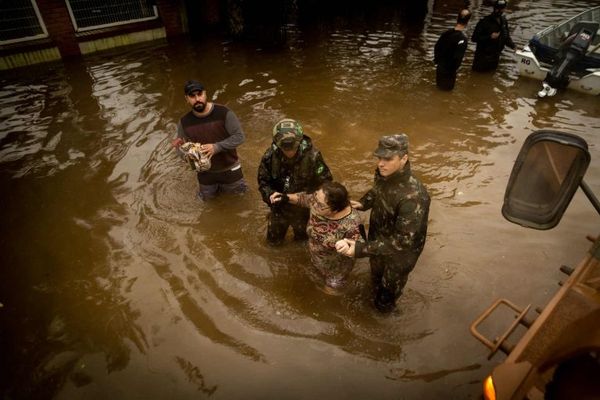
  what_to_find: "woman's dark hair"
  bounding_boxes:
[321,181,350,213]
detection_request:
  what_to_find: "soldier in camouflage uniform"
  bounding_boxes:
[258,119,332,245]
[336,134,430,312]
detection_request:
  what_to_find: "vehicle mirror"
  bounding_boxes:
[502,130,590,230]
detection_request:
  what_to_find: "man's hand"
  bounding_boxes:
[491,31,500,40]
[200,144,216,159]
[350,200,364,210]
[335,239,356,257]
[172,138,184,148]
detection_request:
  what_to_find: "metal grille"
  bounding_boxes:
[66,0,158,32]
[0,0,48,45]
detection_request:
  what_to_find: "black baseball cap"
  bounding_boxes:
[184,80,205,96]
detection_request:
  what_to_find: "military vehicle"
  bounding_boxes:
[470,130,600,399]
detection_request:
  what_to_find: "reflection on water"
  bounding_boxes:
[1,0,600,398]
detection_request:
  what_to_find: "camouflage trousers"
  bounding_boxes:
[370,252,419,312]
[266,205,309,245]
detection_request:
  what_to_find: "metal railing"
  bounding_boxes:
[65,0,159,32]
[0,0,48,45]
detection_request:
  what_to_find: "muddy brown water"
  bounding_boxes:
[1,1,600,398]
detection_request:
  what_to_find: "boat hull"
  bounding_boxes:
[517,47,600,96]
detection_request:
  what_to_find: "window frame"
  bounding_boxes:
[64,1,159,33]
[0,0,49,45]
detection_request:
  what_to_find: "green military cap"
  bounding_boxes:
[273,118,303,151]
[374,134,409,158]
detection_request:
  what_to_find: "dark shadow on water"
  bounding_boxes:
[386,363,482,382]
[0,62,149,398]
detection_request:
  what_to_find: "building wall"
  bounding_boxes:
[157,0,188,37]
[1,0,188,70]
[37,0,80,57]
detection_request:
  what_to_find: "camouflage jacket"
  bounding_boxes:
[355,161,430,261]
[257,135,332,206]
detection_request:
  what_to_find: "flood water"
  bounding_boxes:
[1,0,600,398]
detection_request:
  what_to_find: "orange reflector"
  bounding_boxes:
[483,375,496,400]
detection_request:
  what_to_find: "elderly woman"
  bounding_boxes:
[270,181,361,289]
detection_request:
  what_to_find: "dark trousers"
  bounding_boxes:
[436,67,457,91]
[267,205,310,245]
[197,166,246,200]
[472,51,500,72]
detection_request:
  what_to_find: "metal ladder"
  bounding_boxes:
[470,299,535,360]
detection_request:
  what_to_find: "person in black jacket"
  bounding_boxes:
[434,9,472,90]
[335,134,430,313]
[471,0,516,72]
[258,119,332,245]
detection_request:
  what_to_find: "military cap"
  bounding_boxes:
[184,80,205,96]
[273,118,303,151]
[494,0,507,9]
[374,134,409,158]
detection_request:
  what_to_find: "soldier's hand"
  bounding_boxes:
[350,200,364,210]
[491,32,500,40]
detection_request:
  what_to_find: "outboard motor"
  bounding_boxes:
[538,21,599,97]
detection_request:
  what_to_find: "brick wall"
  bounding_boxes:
[37,0,80,56]
[2,0,192,66]
[156,0,186,37]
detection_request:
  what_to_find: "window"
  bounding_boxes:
[0,0,48,45]
[66,0,158,32]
